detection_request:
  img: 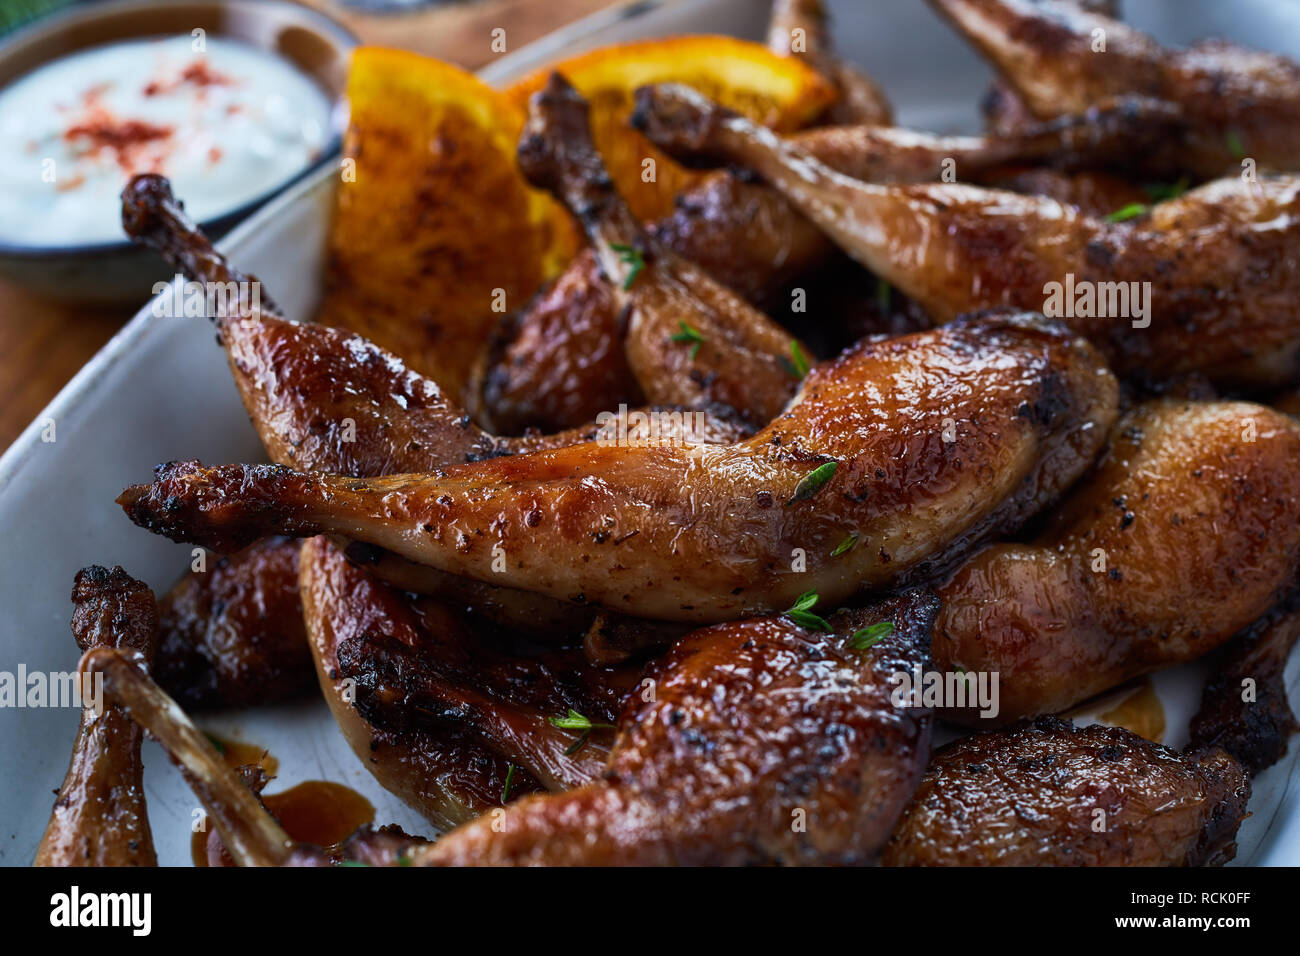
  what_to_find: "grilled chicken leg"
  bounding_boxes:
[484,95,1184,433]
[118,312,1118,624]
[416,589,939,866]
[516,73,806,425]
[933,400,1300,725]
[929,0,1300,175]
[882,716,1250,866]
[35,567,159,867]
[123,174,745,639]
[632,84,1300,387]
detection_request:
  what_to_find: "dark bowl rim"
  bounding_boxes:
[0,0,358,259]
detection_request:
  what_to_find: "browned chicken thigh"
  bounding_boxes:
[35,567,158,867]
[933,400,1300,725]
[882,717,1250,866]
[118,312,1117,624]
[633,84,1300,388]
[155,537,313,710]
[930,0,1300,175]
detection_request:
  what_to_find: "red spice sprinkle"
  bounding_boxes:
[64,115,174,171]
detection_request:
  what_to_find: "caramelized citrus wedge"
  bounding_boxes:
[506,36,835,221]
[319,47,579,402]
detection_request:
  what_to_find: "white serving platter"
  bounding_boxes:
[1,0,1298,866]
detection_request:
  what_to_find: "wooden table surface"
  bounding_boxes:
[0,0,616,453]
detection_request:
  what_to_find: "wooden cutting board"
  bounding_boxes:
[0,0,616,452]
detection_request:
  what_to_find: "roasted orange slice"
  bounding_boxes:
[505,35,835,222]
[319,47,579,402]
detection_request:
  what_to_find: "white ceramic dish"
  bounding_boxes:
[1,0,1298,866]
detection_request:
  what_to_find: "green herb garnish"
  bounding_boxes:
[610,242,645,290]
[1106,202,1148,223]
[785,590,831,632]
[848,621,894,651]
[1226,130,1245,160]
[670,320,705,359]
[339,860,371,867]
[1144,177,1189,203]
[549,708,614,732]
[205,733,227,755]
[784,341,811,379]
[501,762,517,804]
[876,279,891,312]
[786,460,837,505]
[831,531,858,557]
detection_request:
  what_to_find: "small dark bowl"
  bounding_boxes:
[0,0,356,305]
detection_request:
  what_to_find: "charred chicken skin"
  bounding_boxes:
[933,400,1300,725]
[1189,604,1300,776]
[35,567,159,867]
[633,83,1300,388]
[882,716,1250,867]
[117,312,1118,624]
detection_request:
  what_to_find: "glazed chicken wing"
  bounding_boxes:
[933,400,1300,724]
[118,312,1117,624]
[882,716,1250,867]
[633,84,1300,388]
[35,567,158,867]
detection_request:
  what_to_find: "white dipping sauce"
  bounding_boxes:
[0,35,332,246]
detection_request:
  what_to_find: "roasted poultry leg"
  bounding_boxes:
[483,95,1184,433]
[929,0,1300,175]
[633,83,1300,387]
[118,312,1118,624]
[516,73,807,425]
[35,567,159,867]
[933,400,1300,724]
[882,716,1250,867]
[399,589,941,866]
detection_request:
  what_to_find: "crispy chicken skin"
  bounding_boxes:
[929,0,1300,175]
[156,537,313,710]
[633,84,1300,388]
[35,567,158,867]
[299,536,543,830]
[934,400,1300,725]
[414,589,939,866]
[118,313,1117,624]
[882,717,1250,867]
[1189,605,1300,776]
[484,95,1184,433]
